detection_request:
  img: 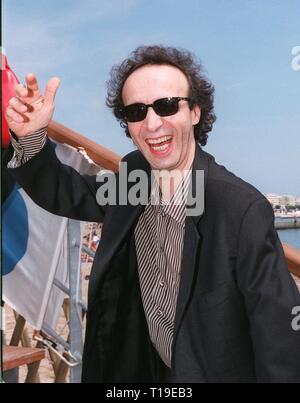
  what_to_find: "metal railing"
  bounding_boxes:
[48,120,120,172]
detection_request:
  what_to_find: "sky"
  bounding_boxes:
[2,0,300,195]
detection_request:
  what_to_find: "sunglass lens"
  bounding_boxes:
[154,98,178,116]
[125,104,147,122]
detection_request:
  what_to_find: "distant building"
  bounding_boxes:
[280,195,296,207]
[265,193,299,210]
[265,193,281,207]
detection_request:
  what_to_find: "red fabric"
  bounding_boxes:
[2,53,19,148]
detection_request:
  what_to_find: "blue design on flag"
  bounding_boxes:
[3,184,29,275]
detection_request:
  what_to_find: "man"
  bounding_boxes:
[5,45,300,382]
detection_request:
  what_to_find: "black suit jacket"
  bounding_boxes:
[7,140,300,383]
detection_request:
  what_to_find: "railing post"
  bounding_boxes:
[67,219,83,383]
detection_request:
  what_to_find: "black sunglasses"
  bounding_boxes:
[121,97,191,122]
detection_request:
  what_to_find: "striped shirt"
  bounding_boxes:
[8,129,191,368]
[135,170,191,367]
[7,128,47,168]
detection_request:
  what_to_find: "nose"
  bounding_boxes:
[143,106,163,132]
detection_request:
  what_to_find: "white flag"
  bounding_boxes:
[3,141,101,329]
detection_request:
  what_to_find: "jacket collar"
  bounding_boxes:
[88,151,151,308]
[189,143,209,226]
[171,144,210,359]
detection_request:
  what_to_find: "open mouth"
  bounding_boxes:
[146,135,173,154]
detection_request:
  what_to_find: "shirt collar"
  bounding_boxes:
[150,168,192,224]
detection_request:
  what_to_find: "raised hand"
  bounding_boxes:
[5,74,60,137]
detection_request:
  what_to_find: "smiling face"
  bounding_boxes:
[122,64,201,172]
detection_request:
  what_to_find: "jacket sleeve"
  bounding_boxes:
[236,197,300,382]
[6,139,106,222]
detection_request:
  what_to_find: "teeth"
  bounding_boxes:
[152,143,169,151]
[147,135,172,145]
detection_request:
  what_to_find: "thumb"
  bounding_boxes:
[45,77,60,104]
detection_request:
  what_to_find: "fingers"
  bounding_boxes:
[6,96,29,123]
[44,77,60,104]
[15,74,40,99]
[15,83,28,98]
[6,105,25,123]
[16,74,60,106]
[9,97,28,114]
[25,73,40,93]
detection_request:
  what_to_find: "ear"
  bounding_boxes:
[191,104,201,126]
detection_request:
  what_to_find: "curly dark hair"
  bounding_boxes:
[106,45,216,146]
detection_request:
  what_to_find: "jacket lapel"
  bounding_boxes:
[88,152,151,309]
[172,145,210,355]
